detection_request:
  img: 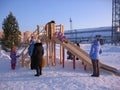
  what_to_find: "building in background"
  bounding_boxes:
[65,26,112,44]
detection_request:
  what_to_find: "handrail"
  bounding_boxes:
[19,26,45,57]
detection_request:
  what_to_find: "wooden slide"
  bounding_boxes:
[53,37,120,76]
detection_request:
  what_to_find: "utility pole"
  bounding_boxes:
[69,18,72,30]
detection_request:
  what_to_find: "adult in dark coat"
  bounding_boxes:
[32,42,44,76]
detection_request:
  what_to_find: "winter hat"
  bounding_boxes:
[31,36,34,40]
[11,45,16,52]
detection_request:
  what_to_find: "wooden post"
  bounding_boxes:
[60,24,64,35]
[37,25,39,35]
[51,23,56,66]
[53,42,56,66]
[73,56,76,69]
[45,24,49,38]
[52,42,55,66]
[60,24,64,64]
[46,42,49,66]
[21,53,24,67]
[49,42,52,58]
[45,23,49,66]
[60,45,63,64]
[62,48,65,68]
[36,25,40,41]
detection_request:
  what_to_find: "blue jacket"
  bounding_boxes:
[28,41,36,56]
[89,40,102,60]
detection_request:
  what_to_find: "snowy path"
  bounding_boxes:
[0,58,120,90]
[0,44,120,90]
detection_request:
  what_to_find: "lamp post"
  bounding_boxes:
[69,18,72,30]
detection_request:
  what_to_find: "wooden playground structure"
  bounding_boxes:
[19,21,120,76]
[19,21,65,68]
[44,21,65,66]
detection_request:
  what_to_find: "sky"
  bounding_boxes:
[0,0,112,32]
[0,44,120,90]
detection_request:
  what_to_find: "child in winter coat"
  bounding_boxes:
[54,31,68,43]
[28,36,36,70]
[89,39,102,77]
[10,45,20,70]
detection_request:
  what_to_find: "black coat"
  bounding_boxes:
[32,43,44,68]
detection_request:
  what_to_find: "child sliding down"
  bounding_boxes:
[54,31,68,43]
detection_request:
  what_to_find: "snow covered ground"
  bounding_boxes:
[0,44,120,90]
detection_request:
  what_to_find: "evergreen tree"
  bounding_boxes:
[1,12,21,51]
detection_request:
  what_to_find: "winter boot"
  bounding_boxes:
[34,67,40,76]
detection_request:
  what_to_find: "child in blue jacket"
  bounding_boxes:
[28,36,36,69]
[89,39,102,77]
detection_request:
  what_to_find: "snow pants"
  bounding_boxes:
[11,63,16,70]
[91,60,99,76]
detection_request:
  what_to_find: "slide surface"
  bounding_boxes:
[53,37,92,65]
[53,37,120,76]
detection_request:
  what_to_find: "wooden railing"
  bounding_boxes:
[19,25,46,67]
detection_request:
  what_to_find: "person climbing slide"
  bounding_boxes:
[54,31,68,43]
